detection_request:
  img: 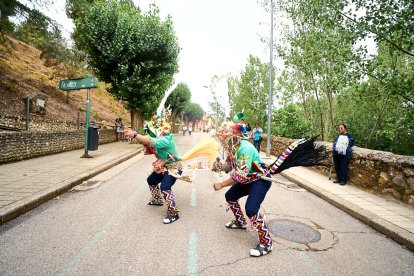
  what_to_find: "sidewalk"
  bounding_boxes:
[0,142,142,225]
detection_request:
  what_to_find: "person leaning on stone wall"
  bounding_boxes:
[332,123,355,185]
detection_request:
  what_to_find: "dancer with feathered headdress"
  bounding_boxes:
[213,112,326,257]
[124,113,219,224]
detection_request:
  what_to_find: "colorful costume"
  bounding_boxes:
[137,115,183,224]
[215,113,326,257]
[134,115,219,224]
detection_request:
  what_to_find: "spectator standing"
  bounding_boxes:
[239,119,247,136]
[119,118,125,141]
[182,125,187,136]
[114,118,119,140]
[115,118,124,142]
[332,123,355,185]
[188,125,192,135]
[246,123,252,137]
[252,123,263,152]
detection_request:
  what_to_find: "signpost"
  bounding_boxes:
[59,77,98,158]
[59,77,98,91]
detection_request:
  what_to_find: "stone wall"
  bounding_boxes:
[259,134,414,206]
[0,129,117,164]
[0,115,79,131]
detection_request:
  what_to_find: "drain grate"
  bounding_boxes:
[268,219,321,244]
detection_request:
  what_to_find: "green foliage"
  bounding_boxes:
[227,55,274,129]
[183,102,204,123]
[166,82,191,120]
[270,0,414,155]
[0,0,20,34]
[335,74,414,155]
[350,0,414,58]
[1,0,86,73]
[65,0,95,20]
[271,104,310,139]
[208,75,226,125]
[74,0,180,116]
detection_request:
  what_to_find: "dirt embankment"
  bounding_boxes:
[0,36,131,128]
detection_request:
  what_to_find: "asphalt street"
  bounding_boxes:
[0,132,413,275]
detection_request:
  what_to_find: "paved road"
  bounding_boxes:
[0,133,413,275]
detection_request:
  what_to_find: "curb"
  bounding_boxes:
[281,170,414,252]
[0,147,143,225]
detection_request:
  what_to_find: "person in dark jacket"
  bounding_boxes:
[332,123,355,185]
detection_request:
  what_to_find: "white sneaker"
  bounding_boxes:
[250,244,272,257]
[163,213,179,224]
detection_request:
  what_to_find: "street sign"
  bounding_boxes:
[59,77,98,91]
[58,76,98,158]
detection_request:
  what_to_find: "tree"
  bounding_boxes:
[208,75,226,126]
[0,0,20,35]
[349,0,414,58]
[265,0,414,154]
[227,55,273,129]
[74,1,180,129]
[271,103,310,139]
[183,103,204,127]
[1,0,57,36]
[65,0,95,21]
[273,0,360,140]
[166,82,191,123]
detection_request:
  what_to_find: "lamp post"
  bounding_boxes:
[266,0,274,157]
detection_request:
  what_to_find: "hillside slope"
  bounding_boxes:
[0,36,130,127]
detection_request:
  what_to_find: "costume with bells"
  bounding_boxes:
[127,114,219,224]
[214,112,326,257]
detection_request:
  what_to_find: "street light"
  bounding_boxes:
[266,0,274,157]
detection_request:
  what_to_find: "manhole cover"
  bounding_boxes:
[268,219,321,244]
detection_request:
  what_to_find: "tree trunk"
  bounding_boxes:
[297,72,310,124]
[366,92,390,148]
[326,85,334,130]
[171,109,178,123]
[130,110,144,130]
[311,73,324,140]
[314,89,325,140]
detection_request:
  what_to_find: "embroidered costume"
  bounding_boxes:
[214,112,326,257]
[139,115,182,224]
[126,114,219,224]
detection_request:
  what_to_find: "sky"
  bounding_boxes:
[135,0,271,113]
[21,0,273,114]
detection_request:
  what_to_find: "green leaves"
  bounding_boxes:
[227,55,273,128]
[74,0,180,116]
[272,104,310,138]
[183,103,204,123]
[350,0,414,58]
[166,82,191,120]
[271,0,414,154]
